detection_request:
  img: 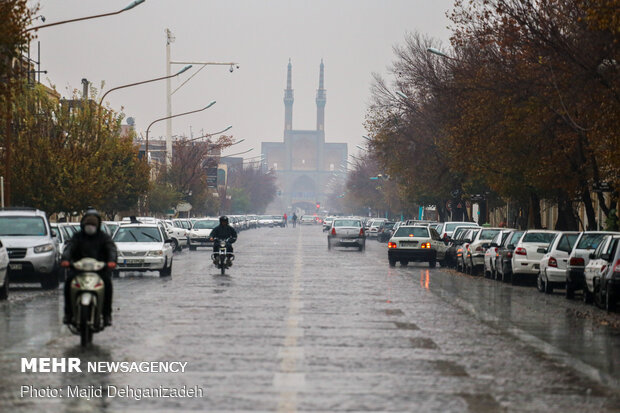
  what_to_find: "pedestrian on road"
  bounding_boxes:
[292,213,298,228]
[283,213,288,227]
[61,208,117,326]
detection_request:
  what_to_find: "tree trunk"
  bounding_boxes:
[554,195,579,231]
[528,192,542,229]
[581,187,597,230]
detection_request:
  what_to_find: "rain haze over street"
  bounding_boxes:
[2,226,619,412]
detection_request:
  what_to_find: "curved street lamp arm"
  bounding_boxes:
[99,65,192,107]
[24,0,145,33]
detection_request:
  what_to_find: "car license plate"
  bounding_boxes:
[124,259,144,264]
[400,241,418,246]
[9,263,22,270]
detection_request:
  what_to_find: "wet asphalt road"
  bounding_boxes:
[1,225,619,412]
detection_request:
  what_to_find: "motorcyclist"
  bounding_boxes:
[209,216,237,265]
[61,209,117,326]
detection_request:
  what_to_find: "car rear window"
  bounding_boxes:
[0,216,47,236]
[522,232,556,244]
[193,220,218,229]
[394,227,429,237]
[444,222,477,232]
[480,229,501,240]
[576,233,607,250]
[334,220,361,227]
[114,227,162,242]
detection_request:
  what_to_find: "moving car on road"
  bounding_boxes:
[387,225,446,268]
[327,218,366,251]
[188,219,219,250]
[113,224,174,277]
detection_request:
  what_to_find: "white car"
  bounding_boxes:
[163,219,188,251]
[0,239,9,300]
[387,225,447,267]
[537,231,579,294]
[464,227,503,275]
[584,235,620,305]
[367,218,387,238]
[510,230,558,283]
[566,231,619,299]
[483,229,513,278]
[438,221,479,241]
[113,224,174,277]
[188,219,220,250]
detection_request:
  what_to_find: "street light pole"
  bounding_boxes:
[24,0,145,32]
[145,100,216,161]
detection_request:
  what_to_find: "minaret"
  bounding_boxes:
[284,59,294,131]
[316,59,326,131]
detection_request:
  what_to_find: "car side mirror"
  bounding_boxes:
[537,247,548,254]
[589,252,596,259]
[601,253,610,261]
[164,239,174,244]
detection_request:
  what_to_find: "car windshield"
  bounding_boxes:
[334,220,361,227]
[445,222,476,232]
[193,220,218,230]
[0,216,47,236]
[576,233,608,250]
[113,227,162,243]
[522,232,556,243]
[259,216,271,220]
[480,229,501,240]
[394,227,429,237]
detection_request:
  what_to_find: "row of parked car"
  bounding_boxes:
[381,218,619,312]
[0,208,265,300]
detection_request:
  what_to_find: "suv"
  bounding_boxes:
[0,207,60,289]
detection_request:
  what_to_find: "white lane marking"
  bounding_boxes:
[276,229,305,412]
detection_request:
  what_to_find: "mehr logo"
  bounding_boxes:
[21,358,82,373]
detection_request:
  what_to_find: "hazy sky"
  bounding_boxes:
[33,0,454,159]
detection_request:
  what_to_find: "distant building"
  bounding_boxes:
[261,60,347,212]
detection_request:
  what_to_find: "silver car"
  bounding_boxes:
[327,219,366,251]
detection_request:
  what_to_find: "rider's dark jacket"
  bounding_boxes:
[209,224,238,243]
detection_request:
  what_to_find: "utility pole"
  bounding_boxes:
[165,28,175,168]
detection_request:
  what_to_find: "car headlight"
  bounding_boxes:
[34,243,54,253]
[147,250,163,256]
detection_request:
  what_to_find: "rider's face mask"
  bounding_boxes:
[84,225,97,236]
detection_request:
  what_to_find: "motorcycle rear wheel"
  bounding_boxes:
[79,304,92,347]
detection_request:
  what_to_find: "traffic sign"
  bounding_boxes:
[593,182,612,192]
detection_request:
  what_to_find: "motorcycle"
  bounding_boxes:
[211,237,234,275]
[67,258,107,347]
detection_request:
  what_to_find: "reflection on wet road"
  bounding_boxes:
[0,225,619,412]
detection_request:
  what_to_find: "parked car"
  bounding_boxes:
[596,237,620,311]
[367,218,388,238]
[102,221,120,237]
[188,218,220,250]
[299,215,316,225]
[457,228,481,273]
[377,221,396,242]
[327,218,366,251]
[509,230,558,284]
[495,230,525,282]
[445,226,479,268]
[484,229,513,279]
[113,223,174,277]
[387,225,447,267]
[584,235,620,305]
[163,220,188,251]
[0,239,10,300]
[537,231,580,294]
[566,231,619,299]
[272,215,286,228]
[0,207,60,290]
[257,215,273,227]
[464,228,503,275]
[439,221,479,241]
